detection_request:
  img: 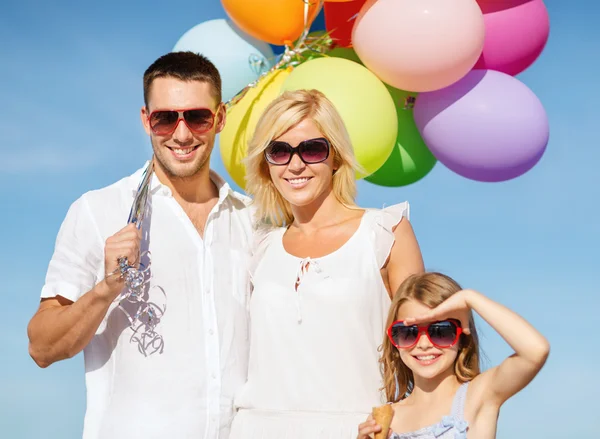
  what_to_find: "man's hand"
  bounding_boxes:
[103,223,142,299]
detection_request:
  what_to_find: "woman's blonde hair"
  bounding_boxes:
[245,89,362,227]
[380,272,481,402]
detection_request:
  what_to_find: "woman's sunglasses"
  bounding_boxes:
[148,107,216,135]
[387,319,463,349]
[264,137,330,166]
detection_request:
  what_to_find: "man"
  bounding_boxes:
[27,52,254,439]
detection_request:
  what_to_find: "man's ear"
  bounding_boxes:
[140,106,151,136]
[215,104,226,134]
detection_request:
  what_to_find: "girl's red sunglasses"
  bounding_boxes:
[387,319,463,349]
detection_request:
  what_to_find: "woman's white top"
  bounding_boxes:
[230,203,410,439]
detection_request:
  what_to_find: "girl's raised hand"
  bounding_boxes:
[403,289,472,335]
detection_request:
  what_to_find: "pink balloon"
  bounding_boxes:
[352,0,485,92]
[474,0,550,75]
[475,0,550,76]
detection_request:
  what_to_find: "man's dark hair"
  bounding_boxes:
[143,51,222,107]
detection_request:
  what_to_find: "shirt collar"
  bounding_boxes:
[129,161,251,207]
[128,161,161,196]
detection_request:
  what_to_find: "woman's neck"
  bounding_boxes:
[289,189,355,233]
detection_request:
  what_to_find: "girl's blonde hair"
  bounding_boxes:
[245,89,362,227]
[381,272,481,402]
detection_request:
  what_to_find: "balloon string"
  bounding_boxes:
[298,0,315,44]
[225,0,327,109]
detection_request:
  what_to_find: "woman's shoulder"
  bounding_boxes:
[248,223,284,281]
[359,202,411,268]
[364,201,411,226]
[252,222,284,250]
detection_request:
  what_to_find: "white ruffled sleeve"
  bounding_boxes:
[371,202,411,268]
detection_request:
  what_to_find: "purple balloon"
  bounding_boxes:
[413,70,549,182]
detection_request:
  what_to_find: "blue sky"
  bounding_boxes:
[0,0,597,437]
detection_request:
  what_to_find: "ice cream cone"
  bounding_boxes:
[372,404,393,439]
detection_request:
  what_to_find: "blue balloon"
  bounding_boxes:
[173,19,275,102]
[312,7,327,32]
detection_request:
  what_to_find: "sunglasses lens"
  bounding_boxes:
[300,138,329,164]
[184,109,214,133]
[150,111,179,134]
[265,142,292,165]
[391,323,419,348]
[428,321,458,347]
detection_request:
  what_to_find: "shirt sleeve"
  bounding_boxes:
[40,195,104,303]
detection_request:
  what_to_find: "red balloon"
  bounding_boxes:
[324,0,366,48]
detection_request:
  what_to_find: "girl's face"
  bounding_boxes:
[394,299,464,381]
[266,118,337,210]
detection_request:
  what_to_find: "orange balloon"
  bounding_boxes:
[221,0,320,46]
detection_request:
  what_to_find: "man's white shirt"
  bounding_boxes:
[41,164,254,439]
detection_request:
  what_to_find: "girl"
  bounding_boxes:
[358,272,549,439]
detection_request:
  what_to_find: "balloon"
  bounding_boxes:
[325,0,356,2]
[173,19,274,103]
[329,48,436,187]
[312,7,328,31]
[270,6,328,55]
[221,0,320,46]
[282,57,397,178]
[414,70,549,182]
[474,0,550,75]
[352,0,485,92]
[324,0,366,48]
[220,69,291,189]
[328,47,362,64]
[365,86,437,187]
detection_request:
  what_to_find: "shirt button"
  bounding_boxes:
[211,373,217,379]
[209,329,214,335]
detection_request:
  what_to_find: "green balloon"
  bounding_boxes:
[328,47,363,64]
[328,48,437,187]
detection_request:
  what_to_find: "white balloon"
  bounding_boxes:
[173,19,274,102]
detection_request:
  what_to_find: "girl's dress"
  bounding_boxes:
[390,383,469,439]
[228,203,410,439]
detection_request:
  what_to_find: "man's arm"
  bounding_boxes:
[28,218,141,368]
[28,281,117,368]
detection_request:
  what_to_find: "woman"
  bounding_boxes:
[229,89,425,439]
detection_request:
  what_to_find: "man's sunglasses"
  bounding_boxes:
[148,107,217,135]
[387,319,463,349]
[264,137,330,166]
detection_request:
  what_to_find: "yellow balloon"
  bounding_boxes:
[220,69,291,189]
[281,57,397,178]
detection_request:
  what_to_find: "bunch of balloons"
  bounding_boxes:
[174,0,550,188]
